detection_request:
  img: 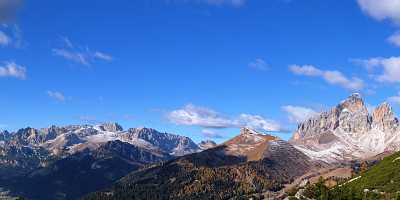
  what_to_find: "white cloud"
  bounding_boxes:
[167,104,282,131]
[323,71,364,91]
[355,57,400,83]
[388,32,400,47]
[282,105,318,123]
[201,129,224,139]
[357,0,400,24]
[357,1,400,48]
[167,104,233,128]
[0,31,10,46]
[248,58,268,71]
[236,114,282,131]
[0,61,26,79]
[47,91,66,102]
[289,64,364,91]
[388,92,400,104]
[53,37,113,66]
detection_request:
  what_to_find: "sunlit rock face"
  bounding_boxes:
[290,94,400,163]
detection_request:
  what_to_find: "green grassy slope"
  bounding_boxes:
[344,151,400,198]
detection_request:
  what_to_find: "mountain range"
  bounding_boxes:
[0,123,204,200]
[84,127,312,200]
[83,94,400,199]
[3,94,400,199]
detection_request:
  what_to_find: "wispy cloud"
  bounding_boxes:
[388,32,400,47]
[0,31,10,46]
[94,51,113,61]
[248,58,268,71]
[53,37,113,66]
[47,91,66,102]
[0,61,26,79]
[53,49,89,66]
[388,92,400,105]
[0,25,24,48]
[289,64,364,91]
[201,129,225,139]
[282,105,318,123]
[353,57,400,83]
[167,104,282,131]
[0,0,22,23]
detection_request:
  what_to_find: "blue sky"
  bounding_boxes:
[1,0,400,143]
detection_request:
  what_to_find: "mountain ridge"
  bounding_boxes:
[83,128,313,200]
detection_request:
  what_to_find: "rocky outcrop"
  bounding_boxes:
[98,122,123,132]
[126,127,200,156]
[198,140,217,150]
[290,94,400,163]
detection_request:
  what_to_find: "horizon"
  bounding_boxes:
[0,92,394,143]
[2,0,400,144]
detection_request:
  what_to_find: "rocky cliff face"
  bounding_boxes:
[126,127,200,156]
[290,94,400,163]
[372,103,399,133]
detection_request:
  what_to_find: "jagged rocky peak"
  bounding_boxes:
[127,127,200,156]
[226,127,276,148]
[338,93,367,113]
[128,127,156,135]
[98,122,123,132]
[337,94,370,135]
[14,127,41,144]
[17,127,37,136]
[290,94,400,163]
[292,93,371,142]
[40,125,68,141]
[198,140,217,150]
[240,127,259,135]
[372,102,399,132]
